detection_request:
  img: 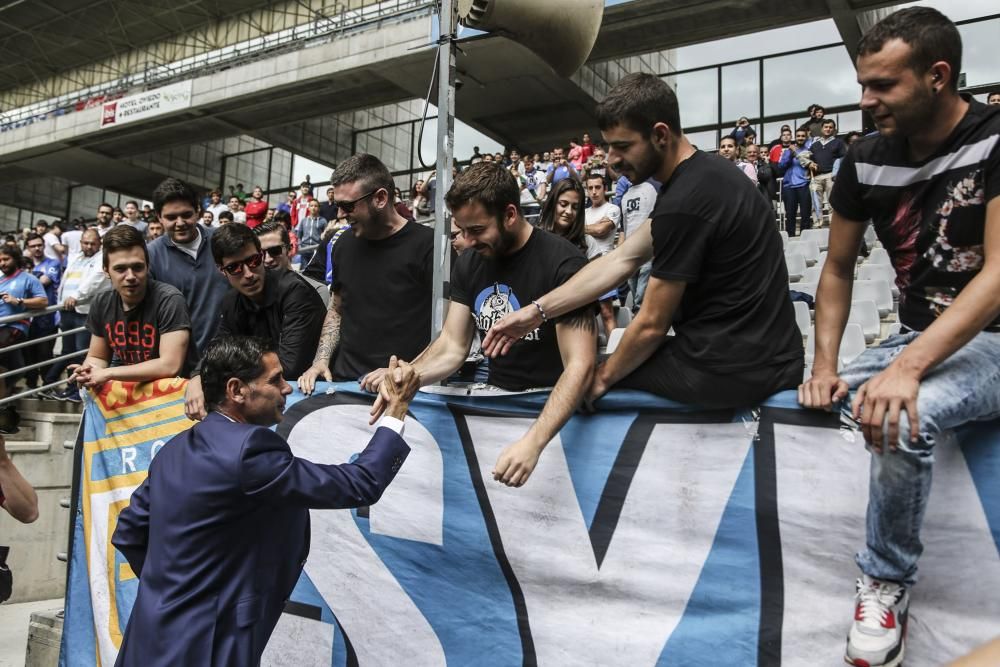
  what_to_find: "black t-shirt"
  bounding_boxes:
[86,279,198,375]
[649,150,802,371]
[451,227,590,390]
[831,96,1000,332]
[331,221,434,379]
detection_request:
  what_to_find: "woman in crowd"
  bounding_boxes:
[244,185,268,229]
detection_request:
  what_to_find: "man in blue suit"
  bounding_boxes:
[111,335,418,666]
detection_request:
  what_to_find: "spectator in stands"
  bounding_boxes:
[619,175,658,311]
[410,181,427,217]
[0,433,38,523]
[483,72,803,411]
[39,229,108,402]
[254,220,293,273]
[768,124,792,151]
[546,147,580,185]
[33,220,48,237]
[290,181,313,229]
[296,199,326,266]
[844,130,863,147]
[232,183,247,203]
[276,191,294,216]
[318,186,338,223]
[200,211,215,227]
[205,190,227,224]
[798,9,1000,666]
[803,103,826,137]
[122,200,149,236]
[580,132,596,164]
[522,155,546,208]
[95,202,115,237]
[227,196,246,224]
[809,119,847,222]
[778,128,814,236]
[989,91,1000,105]
[62,220,83,259]
[112,208,124,225]
[146,220,164,241]
[0,244,47,433]
[482,154,494,163]
[41,221,66,262]
[729,116,753,145]
[584,173,620,258]
[746,144,775,201]
[769,127,793,164]
[273,210,298,258]
[23,233,60,389]
[217,211,234,226]
[184,224,326,420]
[720,136,757,184]
[298,154,434,394]
[244,186,268,229]
[369,163,597,487]
[147,178,230,363]
[142,204,155,222]
[70,225,196,391]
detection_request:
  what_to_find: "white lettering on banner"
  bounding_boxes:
[261,614,334,666]
[464,416,755,665]
[150,440,165,458]
[285,405,446,666]
[120,447,137,473]
[89,484,141,667]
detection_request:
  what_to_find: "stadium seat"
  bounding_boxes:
[800,228,829,251]
[615,307,633,329]
[786,238,820,266]
[885,322,902,337]
[858,263,898,297]
[867,247,891,266]
[779,230,789,247]
[791,281,817,298]
[606,328,626,354]
[853,279,894,317]
[801,264,823,284]
[848,300,880,343]
[863,224,877,248]
[805,323,867,368]
[785,252,807,281]
[793,301,810,336]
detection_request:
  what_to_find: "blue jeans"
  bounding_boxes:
[629,261,652,313]
[839,330,1000,585]
[782,184,812,237]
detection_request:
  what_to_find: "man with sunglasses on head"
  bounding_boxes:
[298,154,433,395]
[147,178,231,365]
[184,224,326,420]
[255,220,330,306]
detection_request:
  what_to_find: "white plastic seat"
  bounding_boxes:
[801,228,829,251]
[801,264,823,284]
[848,300,880,343]
[614,307,633,329]
[885,322,902,337]
[858,263,898,297]
[867,247,891,266]
[786,238,820,266]
[606,328,626,354]
[791,281,818,298]
[863,224,877,248]
[853,279,894,317]
[805,323,867,368]
[779,230,789,248]
[785,252,807,282]
[793,301,810,336]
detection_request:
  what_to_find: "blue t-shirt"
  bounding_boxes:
[547,164,573,184]
[0,270,46,335]
[31,258,61,331]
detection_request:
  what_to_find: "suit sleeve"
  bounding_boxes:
[112,476,152,577]
[239,426,410,509]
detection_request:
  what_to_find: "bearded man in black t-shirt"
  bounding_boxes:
[799,9,1000,666]
[70,225,195,390]
[369,163,597,488]
[483,73,803,410]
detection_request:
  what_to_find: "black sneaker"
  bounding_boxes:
[61,388,82,404]
[0,406,20,435]
[37,388,63,400]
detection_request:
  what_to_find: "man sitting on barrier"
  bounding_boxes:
[184,224,326,420]
[70,225,197,391]
[112,336,418,667]
[798,8,1000,667]
[369,162,597,488]
[483,72,803,410]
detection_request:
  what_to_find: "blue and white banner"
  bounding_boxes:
[62,383,1000,666]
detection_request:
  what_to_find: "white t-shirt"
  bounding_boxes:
[585,202,621,256]
[206,203,228,223]
[43,231,62,260]
[620,180,658,239]
[62,229,82,258]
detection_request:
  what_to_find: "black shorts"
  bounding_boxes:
[617,337,803,409]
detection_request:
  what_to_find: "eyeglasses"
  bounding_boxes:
[334,189,380,214]
[262,245,286,258]
[219,251,264,276]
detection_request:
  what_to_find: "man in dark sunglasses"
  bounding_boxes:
[183,224,326,420]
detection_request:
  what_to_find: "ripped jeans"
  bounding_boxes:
[839,330,1000,586]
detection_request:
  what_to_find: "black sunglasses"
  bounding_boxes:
[334,189,380,214]
[219,251,264,276]
[262,245,286,258]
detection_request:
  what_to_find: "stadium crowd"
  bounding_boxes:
[0,7,999,666]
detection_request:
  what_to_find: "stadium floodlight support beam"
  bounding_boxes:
[431,0,456,339]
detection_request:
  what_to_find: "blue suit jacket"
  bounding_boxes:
[111,412,409,667]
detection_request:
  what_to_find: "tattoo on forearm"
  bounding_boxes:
[313,307,342,366]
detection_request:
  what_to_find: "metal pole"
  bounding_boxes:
[431,0,456,339]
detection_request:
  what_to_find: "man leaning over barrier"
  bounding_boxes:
[798,8,1000,667]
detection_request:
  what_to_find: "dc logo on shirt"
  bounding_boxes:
[625,198,641,213]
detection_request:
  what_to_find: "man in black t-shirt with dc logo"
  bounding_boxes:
[369,163,598,488]
[70,225,196,391]
[800,8,1000,666]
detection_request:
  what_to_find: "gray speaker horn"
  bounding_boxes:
[457,0,604,77]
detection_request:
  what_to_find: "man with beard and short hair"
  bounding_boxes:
[778,128,815,236]
[368,163,597,488]
[39,228,110,402]
[809,119,848,223]
[23,233,60,389]
[798,8,1000,666]
[297,154,433,394]
[183,224,326,420]
[95,202,115,237]
[145,220,164,241]
[482,72,803,411]
[147,178,230,362]
[0,244,47,432]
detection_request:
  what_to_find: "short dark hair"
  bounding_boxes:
[446,162,520,220]
[211,222,260,266]
[585,172,608,187]
[272,210,292,227]
[858,7,962,91]
[34,220,48,229]
[795,127,809,135]
[822,119,836,127]
[0,243,23,264]
[200,336,276,412]
[101,225,148,269]
[986,90,1000,99]
[596,72,682,137]
[124,200,139,208]
[24,232,43,246]
[254,220,290,247]
[217,211,234,223]
[98,202,114,212]
[152,178,200,215]
[331,154,395,199]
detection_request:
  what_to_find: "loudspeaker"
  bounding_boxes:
[457,0,604,77]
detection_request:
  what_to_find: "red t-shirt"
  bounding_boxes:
[244,199,268,229]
